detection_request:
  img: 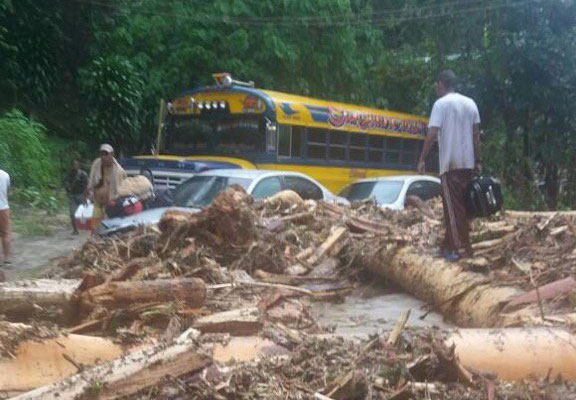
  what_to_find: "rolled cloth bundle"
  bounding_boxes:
[116,176,153,200]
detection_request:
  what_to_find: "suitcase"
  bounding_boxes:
[105,196,143,219]
[465,176,503,218]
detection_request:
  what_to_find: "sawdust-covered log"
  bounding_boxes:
[11,328,210,400]
[360,247,535,327]
[193,307,262,336]
[0,279,80,321]
[448,328,576,381]
[80,278,206,311]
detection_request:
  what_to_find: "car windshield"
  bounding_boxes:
[172,176,253,208]
[340,180,404,205]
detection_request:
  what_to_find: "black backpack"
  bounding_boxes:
[465,176,503,218]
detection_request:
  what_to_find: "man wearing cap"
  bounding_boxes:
[87,144,127,227]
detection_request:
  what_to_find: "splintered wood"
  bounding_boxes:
[51,187,576,330]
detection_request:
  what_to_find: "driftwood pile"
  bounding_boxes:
[2,186,576,398]
[47,185,576,329]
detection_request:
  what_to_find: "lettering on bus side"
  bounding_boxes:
[328,107,427,136]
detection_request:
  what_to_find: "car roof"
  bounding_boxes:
[348,175,440,184]
[195,169,310,179]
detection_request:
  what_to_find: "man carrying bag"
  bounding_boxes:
[418,70,482,261]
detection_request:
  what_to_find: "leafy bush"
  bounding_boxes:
[80,56,144,150]
[11,187,61,213]
[0,109,59,187]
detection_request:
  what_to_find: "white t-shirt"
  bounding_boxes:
[428,92,480,175]
[0,170,10,210]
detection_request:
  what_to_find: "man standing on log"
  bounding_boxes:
[417,70,481,260]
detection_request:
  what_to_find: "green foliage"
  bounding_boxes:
[2,0,576,210]
[11,188,60,213]
[80,56,145,150]
[0,109,60,187]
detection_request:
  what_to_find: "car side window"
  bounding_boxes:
[423,181,441,199]
[407,180,440,201]
[251,177,283,200]
[283,176,324,200]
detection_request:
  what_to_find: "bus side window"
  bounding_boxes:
[278,125,291,157]
[401,139,419,166]
[329,130,347,161]
[349,134,367,162]
[307,128,328,159]
[292,127,303,157]
[368,136,384,163]
[384,137,401,164]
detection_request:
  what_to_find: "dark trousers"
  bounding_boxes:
[441,169,474,256]
[68,194,84,232]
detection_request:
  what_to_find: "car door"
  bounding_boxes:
[250,176,283,200]
[282,176,325,200]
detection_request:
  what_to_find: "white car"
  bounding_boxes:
[338,175,441,210]
[98,169,348,235]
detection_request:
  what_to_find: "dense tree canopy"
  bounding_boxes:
[1,0,576,208]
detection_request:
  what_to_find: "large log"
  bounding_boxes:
[505,210,576,219]
[80,278,206,311]
[0,279,80,321]
[360,246,534,327]
[0,334,122,394]
[11,328,210,400]
[448,328,576,381]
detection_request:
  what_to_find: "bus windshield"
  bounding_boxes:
[164,116,265,156]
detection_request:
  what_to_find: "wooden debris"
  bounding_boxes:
[193,307,262,336]
[386,309,411,347]
[0,334,123,393]
[307,226,347,265]
[0,279,80,322]
[80,277,206,311]
[505,277,576,310]
[11,329,209,400]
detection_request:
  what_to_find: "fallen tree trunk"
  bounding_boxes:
[360,246,533,327]
[11,328,210,400]
[0,334,123,394]
[0,279,80,322]
[448,328,576,381]
[80,278,206,311]
[505,210,576,219]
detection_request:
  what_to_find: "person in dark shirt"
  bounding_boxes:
[65,160,88,234]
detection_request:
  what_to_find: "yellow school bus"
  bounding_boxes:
[123,74,438,192]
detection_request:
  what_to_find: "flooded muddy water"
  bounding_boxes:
[310,284,453,339]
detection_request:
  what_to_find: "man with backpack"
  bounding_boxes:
[417,70,482,261]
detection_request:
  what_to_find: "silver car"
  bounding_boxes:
[339,175,441,210]
[98,169,348,235]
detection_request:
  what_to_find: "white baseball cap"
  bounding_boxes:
[100,144,114,153]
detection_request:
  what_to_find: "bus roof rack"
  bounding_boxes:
[213,73,254,88]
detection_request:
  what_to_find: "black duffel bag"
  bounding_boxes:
[465,176,503,218]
